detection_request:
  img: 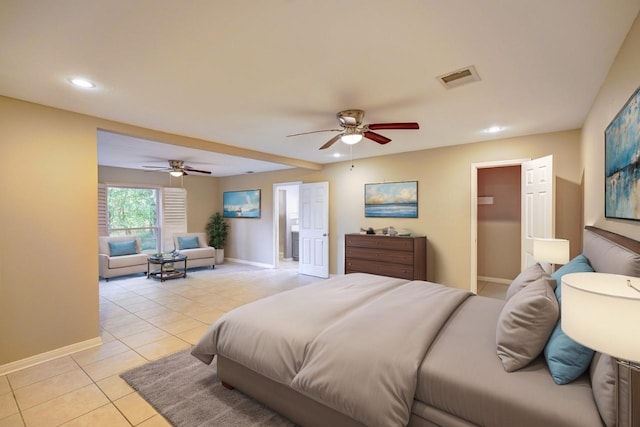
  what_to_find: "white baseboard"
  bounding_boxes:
[224,258,275,269]
[0,336,103,376]
[478,276,511,285]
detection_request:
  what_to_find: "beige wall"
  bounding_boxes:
[98,166,219,234]
[0,98,99,365]
[220,130,583,289]
[583,13,640,240]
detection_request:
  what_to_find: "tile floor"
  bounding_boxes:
[477,280,509,300]
[0,264,322,427]
[1,266,506,427]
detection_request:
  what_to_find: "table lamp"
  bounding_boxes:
[562,272,640,427]
[533,238,570,273]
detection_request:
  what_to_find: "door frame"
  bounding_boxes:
[272,181,302,269]
[470,158,529,294]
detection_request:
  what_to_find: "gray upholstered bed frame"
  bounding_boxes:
[216,226,640,427]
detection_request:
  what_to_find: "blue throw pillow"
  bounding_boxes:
[552,254,594,302]
[544,254,596,384]
[177,236,200,250]
[109,240,137,256]
[544,321,594,384]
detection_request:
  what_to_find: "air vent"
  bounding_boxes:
[438,65,480,89]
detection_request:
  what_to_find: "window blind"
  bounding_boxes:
[161,187,187,251]
[98,184,108,237]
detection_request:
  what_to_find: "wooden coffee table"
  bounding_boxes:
[147,254,188,282]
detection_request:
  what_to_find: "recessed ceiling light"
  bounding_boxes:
[333,153,342,158]
[68,77,96,89]
[483,126,504,134]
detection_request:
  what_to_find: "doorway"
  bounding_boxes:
[470,156,555,294]
[476,165,522,297]
[273,182,301,270]
[470,159,528,294]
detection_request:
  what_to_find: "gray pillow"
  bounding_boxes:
[589,352,616,427]
[505,263,556,302]
[496,276,559,372]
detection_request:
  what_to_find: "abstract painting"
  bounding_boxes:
[223,190,261,218]
[605,86,640,220]
[365,181,418,218]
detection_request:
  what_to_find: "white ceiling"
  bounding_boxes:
[1,1,639,177]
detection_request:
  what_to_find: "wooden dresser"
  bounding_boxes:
[344,234,427,280]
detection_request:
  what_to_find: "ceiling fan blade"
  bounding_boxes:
[319,134,343,150]
[367,122,420,130]
[364,131,392,144]
[183,166,212,174]
[287,129,342,137]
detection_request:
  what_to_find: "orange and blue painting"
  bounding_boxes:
[365,181,418,218]
[605,86,640,220]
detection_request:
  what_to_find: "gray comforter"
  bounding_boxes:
[192,273,471,427]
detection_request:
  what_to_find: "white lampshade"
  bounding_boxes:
[533,238,570,264]
[562,272,640,363]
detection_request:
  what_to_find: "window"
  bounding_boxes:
[107,186,159,252]
[98,185,187,253]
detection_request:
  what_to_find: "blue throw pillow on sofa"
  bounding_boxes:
[544,254,596,384]
[177,236,200,250]
[109,240,137,256]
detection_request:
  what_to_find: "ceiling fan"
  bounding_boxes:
[287,109,420,150]
[142,160,212,176]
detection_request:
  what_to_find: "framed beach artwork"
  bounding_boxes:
[364,181,418,218]
[605,86,640,220]
[223,189,261,218]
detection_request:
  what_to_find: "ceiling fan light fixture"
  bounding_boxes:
[341,132,363,145]
[170,170,183,177]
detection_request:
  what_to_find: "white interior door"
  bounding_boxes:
[298,182,329,278]
[521,155,554,269]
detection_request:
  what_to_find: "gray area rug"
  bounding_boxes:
[121,349,295,427]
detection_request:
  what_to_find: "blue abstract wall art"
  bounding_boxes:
[605,86,640,220]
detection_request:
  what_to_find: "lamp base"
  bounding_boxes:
[617,360,640,427]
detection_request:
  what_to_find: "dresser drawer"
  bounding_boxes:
[345,246,413,265]
[345,235,415,251]
[345,259,414,280]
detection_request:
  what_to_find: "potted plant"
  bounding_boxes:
[206,212,228,264]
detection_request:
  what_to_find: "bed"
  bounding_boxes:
[192,226,640,427]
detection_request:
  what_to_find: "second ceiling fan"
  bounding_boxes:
[287,109,419,150]
[142,160,212,176]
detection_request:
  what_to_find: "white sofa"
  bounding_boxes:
[98,235,149,281]
[173,232,216,270]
